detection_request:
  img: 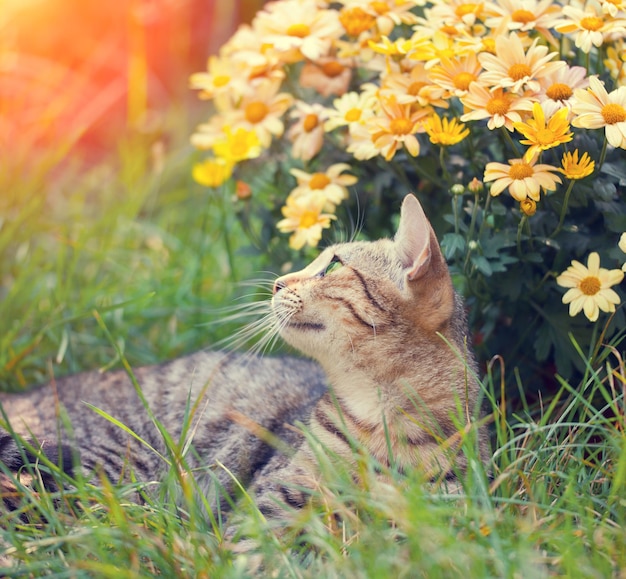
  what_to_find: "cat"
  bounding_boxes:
[0,194,488,528]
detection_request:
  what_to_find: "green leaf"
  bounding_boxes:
[604,213,626,233]
[601,161,626,182]
[441,233,466,260]
[471,255,493,276]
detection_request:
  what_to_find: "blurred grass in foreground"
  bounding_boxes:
[1,334,625,576]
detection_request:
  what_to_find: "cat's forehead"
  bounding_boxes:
[329,238,404,281]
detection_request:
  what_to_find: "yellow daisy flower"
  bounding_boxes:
[555,4,626,54]
[253,0,344,62]
[428,53,483,97]
[483,156,562,201]
[484,0,561,44]
[408,31,457,68]
[192,157,233,188]
[513,102,573,161]
[231,78,294,148]
[212,127,262,164]
[350,0,421,37]
[363,95,428,161]
[538,65,589,118]
[559,150,595,180]
[556,252,624,322]
[287,102,329,161]
[324,89,378,132]
[478,32,564,94]
[571,76,626,149]
[276,193,336,250]
[426,0,486,28]
[423,113,470,146]
[289,163,357,210]
[381,65,449,109]
[189,55,246,105]
[338,5,377,37]
[299,57,352,98]
[460,84,534,131]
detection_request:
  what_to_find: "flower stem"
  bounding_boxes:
[501,127,521,157]
[550,179,576,238]
[597,137,609,173]
[517,215,527,256]
[406,154,445,187]
[439,146,451,182]
[475,193,492,241]
[467,191,480,241]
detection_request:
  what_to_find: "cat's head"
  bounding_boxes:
[271,194,456,371]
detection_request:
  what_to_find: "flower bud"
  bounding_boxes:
[235,180,252,200]
[451,184,465,195]
[468,177,484,193]
[520,198,537,216]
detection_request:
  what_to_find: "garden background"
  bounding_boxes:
[1,0,625,576]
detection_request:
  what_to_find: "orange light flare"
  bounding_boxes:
[0,0,259,163]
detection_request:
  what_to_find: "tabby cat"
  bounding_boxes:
[0,194,487,527]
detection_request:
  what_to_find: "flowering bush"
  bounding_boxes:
[190,0,626,388]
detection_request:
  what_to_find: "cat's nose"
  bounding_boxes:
[273,279,286,295]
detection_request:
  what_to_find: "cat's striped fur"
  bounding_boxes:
[0,194,487,526]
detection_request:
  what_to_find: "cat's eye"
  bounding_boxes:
[322,257,343,277]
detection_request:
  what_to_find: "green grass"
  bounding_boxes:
[1,119,625,577]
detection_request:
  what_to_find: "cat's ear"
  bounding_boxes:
[394,194,433,281]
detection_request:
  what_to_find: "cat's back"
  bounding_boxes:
[0,351,328,484]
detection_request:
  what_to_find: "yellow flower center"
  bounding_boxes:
[287,23,311,38]
[601,103,626,124]
[536,128,558,145]
[309,173,331,189]
[213,75,230,88]
[580,16,603,31]
[408,81,427,96]
[455,3,479,17]
[390,117,415,135]
[509,162,534,180]
[511,9,535,23]
[345,108,362,122]
[546,82,573,101]
[245,102,269,124]
[299,211,320,228]
[321,61,345,78]
[579,276,601,296]
[339,7,376,36]
[370,1,390,15]
[486,94,513,115]
[508,63,532,81]
[453,71,476,91]
[303,114,319,132]
[440,24,460,36]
